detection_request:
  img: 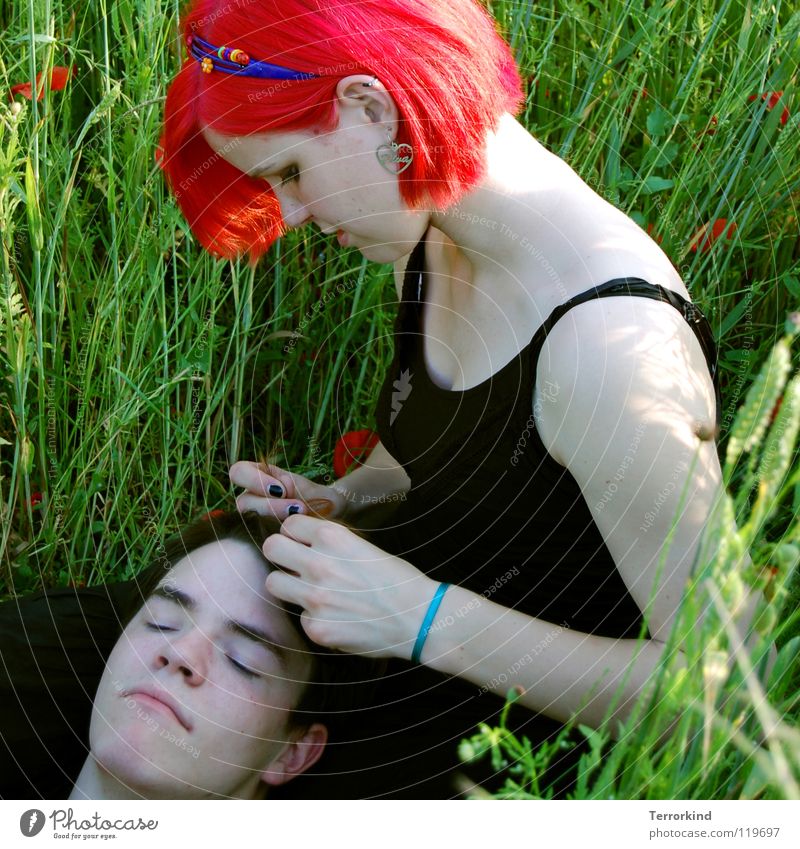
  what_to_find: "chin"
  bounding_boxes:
[91,727,198,798]
[357,241,413,264]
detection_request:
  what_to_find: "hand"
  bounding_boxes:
[229,460,348,522]
[262,514,436,658]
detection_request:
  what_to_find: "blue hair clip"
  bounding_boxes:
[188,33,320,80]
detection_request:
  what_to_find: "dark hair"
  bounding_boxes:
[121,511,383,729]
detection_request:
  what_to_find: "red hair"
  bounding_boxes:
[156,0,524,266]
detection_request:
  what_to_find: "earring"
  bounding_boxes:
[375,127,414,174]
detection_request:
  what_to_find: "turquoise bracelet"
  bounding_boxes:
[411,582,451,664]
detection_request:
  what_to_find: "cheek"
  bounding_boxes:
[195,688,293,764]
[98,637,144,693]
[200,668,281,722]
[234,676,301,726]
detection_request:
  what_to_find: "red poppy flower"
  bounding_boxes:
[689,218,737,253]
[29,491,43,508]
[645,222,664,245]
[747,91,790,126]
[333,429,379,478]
[691,115,719,152]
[8,65,77,102]
[200,509,226,521]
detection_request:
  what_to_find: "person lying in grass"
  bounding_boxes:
[0,512,377,800]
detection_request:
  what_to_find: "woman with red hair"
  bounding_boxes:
[156,0,763,797]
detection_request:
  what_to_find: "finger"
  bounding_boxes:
[281,515,364,553]
[280,513,329,544]
[262,533,314,576]
[300,609,335,649]
[264,569,309,607]
[229,460,296,499]
[235,492,308,520]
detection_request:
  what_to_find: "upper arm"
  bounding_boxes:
[535,297,722,641]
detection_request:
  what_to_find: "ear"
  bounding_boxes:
[334,74,400,131]
[259,723,328,787]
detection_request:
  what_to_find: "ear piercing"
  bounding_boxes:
[360,77,414,174]
[375,126,414,174]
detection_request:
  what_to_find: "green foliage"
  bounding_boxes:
[0,9,395,590]
[0,0,799,799]
[724,338,792,476]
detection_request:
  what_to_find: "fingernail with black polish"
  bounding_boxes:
[269,484,283,497]
[287,504,301,516]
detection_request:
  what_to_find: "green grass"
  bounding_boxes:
[1,0,799,798]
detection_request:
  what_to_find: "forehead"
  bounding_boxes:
[201,126,320,175]
[167,537,264,589]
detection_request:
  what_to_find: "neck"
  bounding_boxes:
[428,112,584,279]
[70,753,268,800]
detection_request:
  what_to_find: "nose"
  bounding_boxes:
[155,629,211,685]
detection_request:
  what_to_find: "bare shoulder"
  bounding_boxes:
[530,294,723,641]
[533,294,717,465]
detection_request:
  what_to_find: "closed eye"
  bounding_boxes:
[228,656,259,678]
[147,623,261,678]
[280,165,299,186]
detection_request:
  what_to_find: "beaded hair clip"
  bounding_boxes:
[187,33,320,80]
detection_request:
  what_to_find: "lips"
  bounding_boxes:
[123,687,192,732]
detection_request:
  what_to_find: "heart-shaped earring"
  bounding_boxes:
[376,128,414,174]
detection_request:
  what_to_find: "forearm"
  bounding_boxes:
[332,439,411,519]
[417,581,678,730]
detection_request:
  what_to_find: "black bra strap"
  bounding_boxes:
[535,277,722,432]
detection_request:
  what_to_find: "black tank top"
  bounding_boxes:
[374,231,722,640]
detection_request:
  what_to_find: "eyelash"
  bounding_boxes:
[145,623,260,679]
[228,657,259,679]
[280,165,299,185]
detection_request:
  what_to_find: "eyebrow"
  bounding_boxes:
[250,162,278,178]
[149,584,292,670]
